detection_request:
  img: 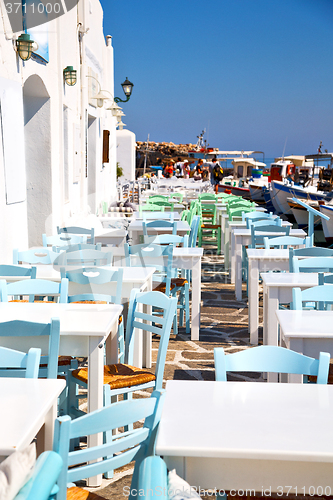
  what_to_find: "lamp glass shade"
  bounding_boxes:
[121,77,134,97]
[63,66,77,86]
[16,33,34,61]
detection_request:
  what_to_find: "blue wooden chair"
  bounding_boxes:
[42,233,86,247]
[13,248,58,265]
[0,264,37,279]
[291,284,333,311]
[53,390,164,500]
[290,256,333,274]
[242,211,274,222]
[189,215,200,248]
[0,346,41,378]
[214,346,330,384]
[142,220,177,238]
[0,278,69,303]
[250,223,290,248]
[65,267,125,363]
[124,243,190,334]
[53,249,113,273]
[263,235,310,249]
[0,318,61,379]
[144,234,188,246]
[247,217,282,230]
[52,242,102,253]
[289,246,333,272]
[13,450,63,500]
[57,226,95,244]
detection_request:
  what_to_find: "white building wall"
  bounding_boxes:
[116,129,136,182]
[0,0,118,259]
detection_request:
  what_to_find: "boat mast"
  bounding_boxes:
[143,133,150,176]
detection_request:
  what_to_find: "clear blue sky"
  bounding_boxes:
[100,0,333,158]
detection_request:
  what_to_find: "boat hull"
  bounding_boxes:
[218,183,251,199]
[319,205,333,245]
[270,180,329,216]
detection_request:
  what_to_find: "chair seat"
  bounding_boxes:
[40,355,73,368]
[201,224,220,229]
[10,300,55,303]
[153,277,188,293]
[67,486,103,500]
[72,363,156,390]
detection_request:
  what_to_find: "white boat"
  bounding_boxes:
[319,204,333,245]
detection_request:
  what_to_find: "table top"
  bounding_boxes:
[0,302,123,337]
[35,265,155,284]
[156,380,333,462]
[128,220,190,232]
[94,227,127,237]
[0,378,65,456]
[262,272,319,287]
[277,310,333,339]
[133,212,180,220]
[246,248,289,260]
[234,228,306,237]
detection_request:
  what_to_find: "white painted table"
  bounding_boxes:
[128,220,190,245]
[262,272,320,347]
[115,247,203,341]
[231,228,306,301]
[277,309,333,359]
[0,302,122,486]
[133,211,180,220]
[0,378,65,461]
[156,380,333,494]
[94,227,127,246]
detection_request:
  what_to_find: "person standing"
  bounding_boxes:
[211,157,223,194]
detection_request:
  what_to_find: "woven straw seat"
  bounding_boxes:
[67,486,103,500]
[72,363,156,390]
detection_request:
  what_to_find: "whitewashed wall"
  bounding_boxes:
[0,0,118,259]
[116,129,136,182]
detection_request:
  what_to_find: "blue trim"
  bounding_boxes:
[272,182,326,201]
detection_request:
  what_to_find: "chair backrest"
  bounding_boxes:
[0,318,60,378]
[289,246,333,258]
[142,220,177,237]
[57,226,95,244]
[246,217,282,229]
[0,278,69,303]
[292,284,333,311]
[53,390,165,500]
[124,244,173,295]
[198,193,217,201]
[140,211,173,221]
[144,234,188,247]
[228,206,256,221]
[13,450,63,500]
[150,200,175,209]
[125,289,177,387]
[0,264,37,279]
[148,195,169,202]
[53,243,102,253]
[214,346,330,384]
[13,248,58,265]
[139,204,166,213]
[290,256,333,274]
[188,215,201,247]
[0,346,41,378]
[250,223,290,248]
[42,233,87,247]
[263,235,309,249]
[53,249,113,271]
[242,211,274,222]
[65,267,123,305]
[170,192,184,202]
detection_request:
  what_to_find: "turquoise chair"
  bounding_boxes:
[290,256,333,274]
[188,215,200,248]
[264,235,310,249]
[246,217,282,229]
[292,284,333,311]
[13,450,63,500]
[65,267,124,363]
[242,211,274,222]
[144,234,188,246]
[142,220,177,237]
[57,226,94,244]
[250,223,290,248]
[42,233,86,247]
[13,248,58,265]
[53,249,113,272]
[0,264,36,279]
[0,278,69,303]
[214,346,330,384]
[0,346,41,378]
[124,244,190,334]
[0,319,60,379]
[53,390,165,500]
[52,242,102,253]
